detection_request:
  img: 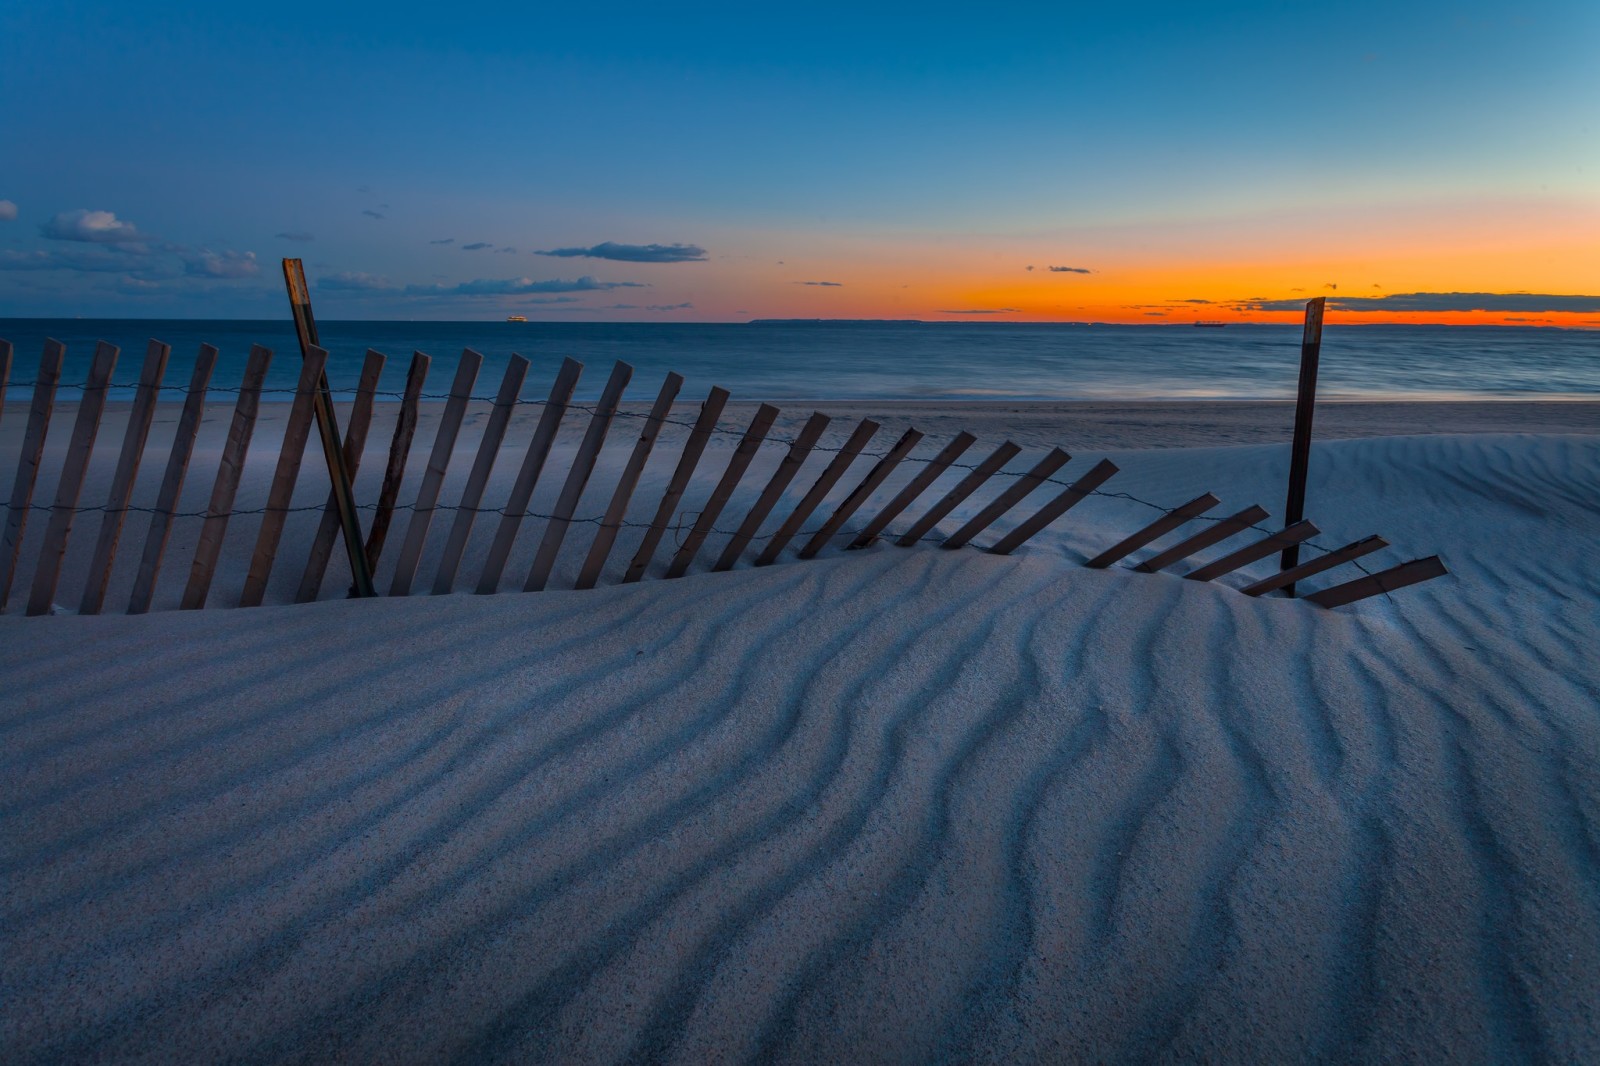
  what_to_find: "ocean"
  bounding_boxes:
[0,320,1595,403]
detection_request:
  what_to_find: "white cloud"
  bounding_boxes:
[40,208,145,244]
[319,271,397,291]
[0,200,17,222]
[183,249,259,279]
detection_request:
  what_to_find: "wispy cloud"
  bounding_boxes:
[362,210,386,220]
[0,200,17,222]
[536,241,707,263]
[275,230,315,242]
[0,248,136,273]
[318,271,396,291]
[462,242,493,251]
[939,308,1019,315]
[403,275,646,296]
[183,249,259,279]
[1243,291,1600,313]
[40,209,145,244]
[495,246,518,254]
[646,302,693,311]
[1048,265,1092,274]
[429,237,455,245]
[796,280,842,287]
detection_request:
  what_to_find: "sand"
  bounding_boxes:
[2,399,1598,1062]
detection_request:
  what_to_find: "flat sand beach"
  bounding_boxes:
[2,399,1598,1061]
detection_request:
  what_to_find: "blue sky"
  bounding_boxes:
[2,0,1596,320]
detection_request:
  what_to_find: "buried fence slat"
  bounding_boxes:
[1,340,65,612]
[576,371,685,589]
[850,431,976,549]
[364,351,429,577]
[239,345,329,607]
[295,349,385,603]
[1183,519,1319,583]
[943,447,1071,550]
[1132,504,1269,574]
[987,458,1120,556]
[714,411,829,572]
[798,426,923,560]
[388,349,482,596]
[755,418,880,566]
[26,341,120,616]
[128,345,217,614]
[432,354,530,594]
[667,403,781,578]
[894,440,1021,548]
[1083,492,1220,569]
[79,340,171,614]
[525,361,634,592]
[1304,555,1449,609]
[1240,534,1389,597]
[477,357,584,594]
[181,345,273,610]
[623,386,730,583]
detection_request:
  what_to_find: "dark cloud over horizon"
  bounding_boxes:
[797,280,842,286]
[536,241,707,263]
[939,308,1018,314]
[461,242,493,251]
[1244,291,1600,314]
[429,237,455,245]
[1048,265,1092,274]
[362,210,385,220]
[404,275,646,296]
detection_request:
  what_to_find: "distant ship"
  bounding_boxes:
[1193,320,1226,327]
[506,314,527,323]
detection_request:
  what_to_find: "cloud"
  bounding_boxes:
[521,296,583,305]
[495,246,518,254]
[1173,298,1213,304]
[939,308,1018,315]
[276,230,315,242]
[319,271,397,291]
[535,241,707,263]
[796,280,842,287]
[403,275,646,296]
[183,249,259,279]
[462,242,493,251]
[1145,311,1168,316]
[0,200,17,221]
[1324,282,1338,290]
[429,237,455,245]
[1048,265,1093,274]
[0,248,137,273]
[40,208,145,244]
[362,210,386,220]
[1243,291,1600,314]
[1025,265,1034,272]
[646,302,693,311]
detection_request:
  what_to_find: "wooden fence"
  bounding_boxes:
[0,336,1449,617]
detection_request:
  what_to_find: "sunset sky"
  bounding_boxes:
[2,0,1597,325]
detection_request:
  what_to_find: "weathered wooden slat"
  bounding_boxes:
[432,354,530,594]
[1240,534,1389,597]
[1304,555,1449,609]
[943,447,1071,550]
[714,411,830,572]
[1184,519,1319,582]
[667,403,781,578]
[128,345,218,614]
[181,345,273,610]
[388,349,482,596]
[798,427,923,560]
[894,440,1021,548]
[849,431,976,549]
[0,340,65,612]
[576,372,685,588]
[1083,492,1220,569]
[1132,504,1269,574]
[525,361,634,592]
[477,357,584,594]
[364,351,429,576]
[987,458,1120,556]
[295,349,386,603]
[78,340,172,614]
[238,346,329,608]
[26,341,120,616]
[755,419,881,566]
[623,387,730,583]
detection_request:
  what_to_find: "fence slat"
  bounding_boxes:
[1239,534,1388,597]
[128,345,218,614]
[1132,504,1269,574]
[389,349,482,596]
[667,403,780,578]
[477,357,584,594]
[754,419,880,566]
[1304,555,1449,609]
[364,351,429,577]
[576,371,685,589]
[987,458,1120,556]
[1184,520,1319,583]
[943,447,1070,550]
[181,345,273,610]
[237,346,329,608]
[79,340,172,614]
[798,427,923,560]
[525,360,634,592]
[1,340,65,612]
[295,350,385,603]
[894,440,1021,548]
[623,386,730,583]
[1083,492,1220,569]
[432,354,530,594]
[26,341,120,616]
[850,431,976,549]
[714,411,830,572]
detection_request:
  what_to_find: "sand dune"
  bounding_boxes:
[2,413,1599,1061]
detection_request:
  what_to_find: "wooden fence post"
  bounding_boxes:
[624,387,730,583]
[295,349,386,602]
[986,458,1119,556]
[389,349,482,595]
[1183,519,1318,582]
[850,431,976,549]
[943,447,1070,550]
[894,441,1020,547]
[714,411,830,572]
[1304,555,1448,608]
[364,351,429,576]
[667,403,780,578]
[577,371,685,588]
[1,340,65,612]
[755,418,880,565]
[1239,534,1387,597]
[1082,493,1219,569]
[1132,504,1268,574]
[798,426,923,559]
[1281,296,1325,594]
[432,354,530,594]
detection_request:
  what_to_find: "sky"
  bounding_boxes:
[2,0,1597,325]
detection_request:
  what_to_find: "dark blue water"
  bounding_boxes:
[1,320,1596,403]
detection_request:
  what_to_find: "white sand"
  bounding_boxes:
[2,399,1598,1061]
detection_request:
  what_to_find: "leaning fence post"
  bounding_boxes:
[1,340,65,612]
[1280,296,1325,595]
[295,349,386,602]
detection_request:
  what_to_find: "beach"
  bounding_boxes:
[3,398,1599,1061]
